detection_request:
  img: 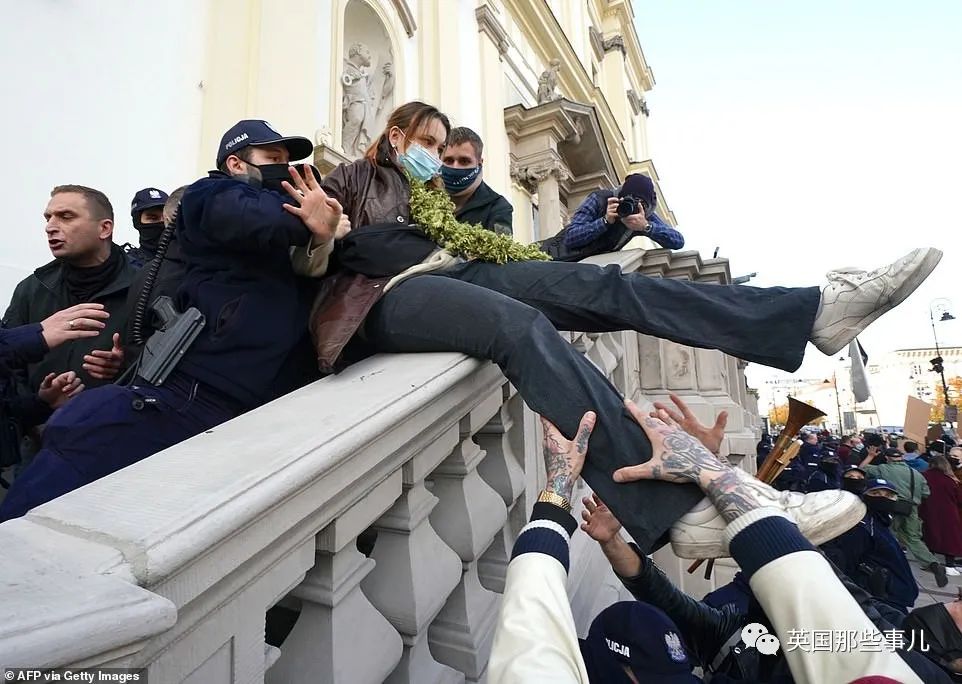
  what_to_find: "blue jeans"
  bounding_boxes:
[365,260,820,551]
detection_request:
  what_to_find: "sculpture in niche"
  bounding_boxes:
[537,59,562,104]
[341,43,394,157]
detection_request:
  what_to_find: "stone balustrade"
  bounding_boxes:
[0,248,759,683]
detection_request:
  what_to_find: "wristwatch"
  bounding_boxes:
[538,489,572,512]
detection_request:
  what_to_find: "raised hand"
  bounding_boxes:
[40,303,109,349]
[82,332,124,380]
[281,164,341,243]
[581,493,622,544]
[541,411,596,502]
[652,392,728,455]
[38,371,84,409]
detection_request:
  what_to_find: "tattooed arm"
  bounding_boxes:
[613,400,759,524]
[542,411,596,502]
[489,411,598,684]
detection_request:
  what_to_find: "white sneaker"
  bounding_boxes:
[810,247,942,356]
[946,566,961,577]
[669,474,866,559]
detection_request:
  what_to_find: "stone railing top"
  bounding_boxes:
[0,351,507,667]
[0,517,176,667]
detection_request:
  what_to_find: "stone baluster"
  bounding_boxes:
[428,391,509,682]
[362,425,466,684]
[267,474,404,684]
[476,385,526,592]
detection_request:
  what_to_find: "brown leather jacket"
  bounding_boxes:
[313,141,414,372]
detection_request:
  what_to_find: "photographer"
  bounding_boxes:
[564,173,684,251]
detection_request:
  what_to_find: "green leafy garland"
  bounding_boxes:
[406,174,551,263]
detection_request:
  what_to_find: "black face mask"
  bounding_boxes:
[842,478,866,495]
[864,496,902,517]
[133,219,165,250]
[819,461,839,475]
[252,163,293,193]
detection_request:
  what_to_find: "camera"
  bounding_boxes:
[616,195,645,218]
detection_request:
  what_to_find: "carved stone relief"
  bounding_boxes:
[509,156,571,194]
[602,34,626,55]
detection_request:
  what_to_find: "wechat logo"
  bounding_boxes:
[742,622,781,656]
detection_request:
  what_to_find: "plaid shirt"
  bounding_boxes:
[564,191,684,250]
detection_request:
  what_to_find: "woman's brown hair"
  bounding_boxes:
[931,454,959,480]
[364,101,451,164]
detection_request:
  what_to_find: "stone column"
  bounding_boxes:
[509,153,571,240]
[476,384,526,593]
[267,474,404,684]
[428,394,508,683]
[361,427,465,684]
[475,3,511,194]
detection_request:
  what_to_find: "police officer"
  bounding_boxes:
[1,303,109,473]
[0,120,341,520]
[124,187,169,268]
[821,478,920,617]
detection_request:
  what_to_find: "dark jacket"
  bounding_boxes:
[0,323,51,448]
[124,235,186,350]
[2,251,135,393]
[821,511,919,612]
[312,143,418,372]
[1,324,51,466]
[617,543,743,670]
[173,172,313,410]
[454,181,513,236]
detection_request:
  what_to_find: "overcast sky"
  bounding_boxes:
[634,1,961,388]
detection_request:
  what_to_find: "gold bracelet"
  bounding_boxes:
[538,489,572,512]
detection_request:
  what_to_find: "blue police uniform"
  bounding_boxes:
[821,510,919,614]
[0,126,316,520]
[1,324,51,467]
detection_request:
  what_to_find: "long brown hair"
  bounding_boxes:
[364,101,451,164]
[932,454,959,480]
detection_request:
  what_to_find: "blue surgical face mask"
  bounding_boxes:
[396,133,442,182]
[440,165,482,193]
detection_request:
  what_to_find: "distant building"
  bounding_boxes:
[836,346,962,431]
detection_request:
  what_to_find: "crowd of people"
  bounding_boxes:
[759,427,962,592]
[0,99,948,681]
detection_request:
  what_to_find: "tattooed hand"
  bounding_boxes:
[613,399,729,486]
[651,392,728,455]
[615,399,760,524]
[541,411,597,501]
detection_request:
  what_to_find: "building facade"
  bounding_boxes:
[1,0,676,306]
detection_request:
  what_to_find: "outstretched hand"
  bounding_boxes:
[581,493,622,544]
[541,411,597,502]
[652,392,728,455]
[40,303,109,349]
[613,399,727,486]
[282,164,341,243]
